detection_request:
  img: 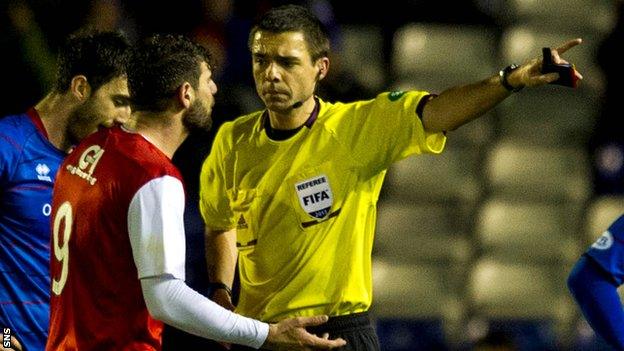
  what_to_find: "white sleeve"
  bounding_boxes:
[128,175,186,280]
[141,275,269,348]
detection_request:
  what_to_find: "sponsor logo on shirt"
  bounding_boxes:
[36,163,52,182]
[388,91,406,101]
[591,230,614,250]
[295,174,333,219]
[66,144,104,185]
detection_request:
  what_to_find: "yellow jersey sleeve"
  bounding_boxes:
[199,122,237,230]
[325,91,446,174]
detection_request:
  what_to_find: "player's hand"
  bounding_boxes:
[262,315,347,350]
[511,38,584,88]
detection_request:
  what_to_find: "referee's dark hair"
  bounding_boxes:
[248,4,330,61]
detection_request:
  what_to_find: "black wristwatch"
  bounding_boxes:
[499,64,524,92]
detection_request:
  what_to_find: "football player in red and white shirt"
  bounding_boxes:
[46,34,346,351]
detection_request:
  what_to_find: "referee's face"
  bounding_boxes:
[251,30,325,113]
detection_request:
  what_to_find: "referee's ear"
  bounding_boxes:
[315,57,330,81]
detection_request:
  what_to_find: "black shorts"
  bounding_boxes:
[231,312,380,351]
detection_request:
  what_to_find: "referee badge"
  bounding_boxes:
[295,174,334,219]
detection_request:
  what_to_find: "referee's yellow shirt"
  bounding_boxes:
[200,91,446,322]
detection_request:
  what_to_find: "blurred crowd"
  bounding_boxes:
[3,1,624,350]
[4,0,624,197]
[0,0,504,129]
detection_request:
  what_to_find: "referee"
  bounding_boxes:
[200,4,583,350]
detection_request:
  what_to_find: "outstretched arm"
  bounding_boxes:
[568,255,624,349]
[422,38,583,133]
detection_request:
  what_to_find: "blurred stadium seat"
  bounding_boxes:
[475,197,580,263]
[495,86,600,146]
[466,256,577,350]
[484,139,591,204]
[339,24,385,91]
[467,257,572,318]
[375,201,473,265]
[391,23,497,92]
[371,260,464,350]
[384,146,482,207]
[505,0,616,34]
[584,195,624,245]
[443,113,496,149]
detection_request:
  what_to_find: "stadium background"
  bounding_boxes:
[1,0,623,349]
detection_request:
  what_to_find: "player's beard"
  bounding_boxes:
[182,99,212,133]
[67,98,101,145]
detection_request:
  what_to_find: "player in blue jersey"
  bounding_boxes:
[0,30,131,351]
[568,215,624,349]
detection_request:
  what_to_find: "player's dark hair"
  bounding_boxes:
[128,34,212,112]
[55,29,130,93]
[249,4,330,61]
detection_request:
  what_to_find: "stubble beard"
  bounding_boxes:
[182,99,213,133]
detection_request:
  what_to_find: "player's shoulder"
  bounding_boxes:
[0,113,35,141]
[72,126,180,180]
[114,127,178,175]
[123,132,180,182]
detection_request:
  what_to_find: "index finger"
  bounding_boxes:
[554,38,582,55]
[309,336,347,349]
[296,315,330,327]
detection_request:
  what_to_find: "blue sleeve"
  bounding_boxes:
[0,134,14,186]
[567,255,624,350]
[586,214,624,285]
[0,118,21,185]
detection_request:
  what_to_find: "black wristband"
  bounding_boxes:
[208,282,232,297]
[499,64,523,92]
